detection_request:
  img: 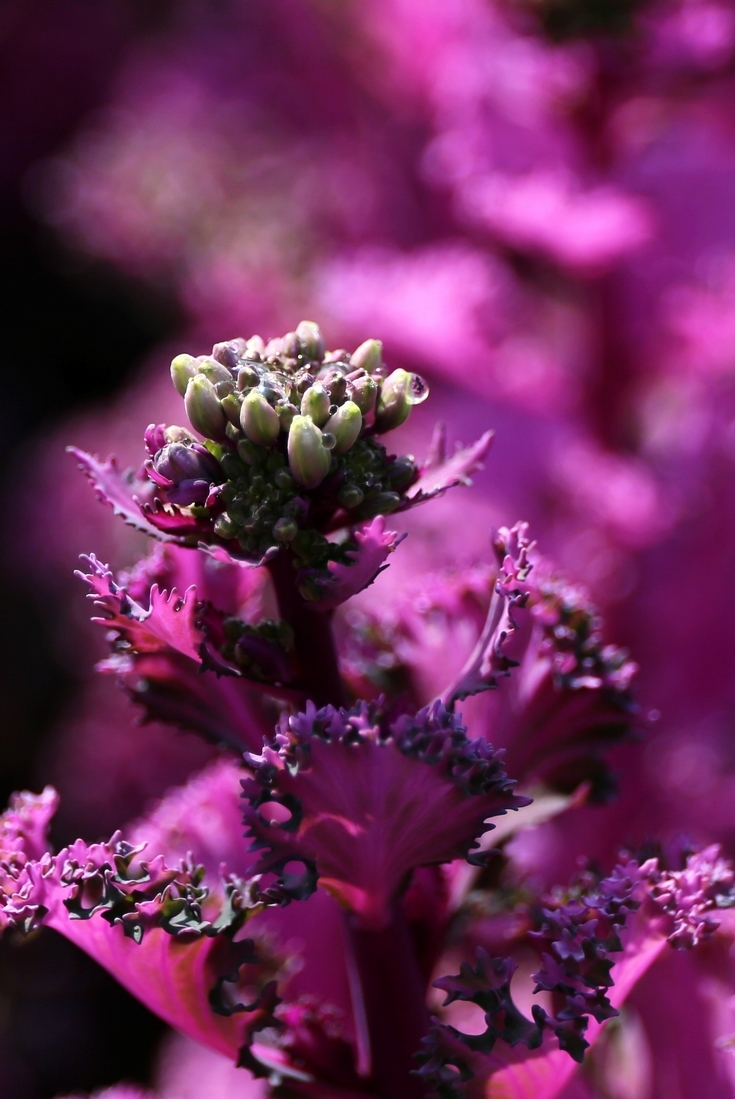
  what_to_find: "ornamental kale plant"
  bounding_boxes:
[2,322,734,1099]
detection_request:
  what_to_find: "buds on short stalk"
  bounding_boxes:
[184,375,228,440]
[374,369,429,432]
[170,353,198,396]
[300,384,331,427]
[351,338,383,374]
[324,401,362,455]
[288,415,332,489]
[240,390,281,447]
[153,442,221,486]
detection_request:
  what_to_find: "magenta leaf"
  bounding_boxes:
[399,425,494,510]
[299,518,407,610]
[242,700,528,927]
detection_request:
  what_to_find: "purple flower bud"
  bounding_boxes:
[287,414,332,489]
[212,339,246,368]
[184,375,228,440]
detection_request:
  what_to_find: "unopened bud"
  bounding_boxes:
[374,369,429,432]
[273,517,298,542]
[350,338,382,374]
[324,401,362,455]
[282,331,300,359]
[276,402,297,431]
[214,513,239,539]
[385,455,416,490]
[212,339,245,369]
[237,365,260,391]
[184,375,228,440]
[301,384,331,427]
[288,415,332,489]
[221,392,243,426]
[240,390,281,447]
[245,335,265,359]
[198,356,234,386]
[338,483,364,509]
[171,354,198,397]
[350,375,378,414]
[296,320,326,362]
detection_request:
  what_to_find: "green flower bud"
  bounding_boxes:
[273,517,298,542]
[338,483,364,508]
[324,401,362,455]
[276,402,297,431]
[237,365,260,391]
[198,356,234,386]
[374,369,429,432]
[240,390,281,447]
[385,455,417,490]
[287,414,332,489]
[221,392,243,426]
[237,438,260,465]
[300,384,331,427]
[274,467,294,490]
[184,375,228,440]
[214,513,239,539]
[350,338,383,374]
[171,354,198,396]
[296,320,326,362]
[350,375,378,414]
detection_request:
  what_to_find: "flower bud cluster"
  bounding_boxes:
[151,323,428,570]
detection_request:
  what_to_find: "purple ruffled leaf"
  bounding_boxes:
[242,699,528,928]
[68,447,183,541]
[77,555,281,752]
[300,518,407,611]
[398,424,494,510]
[0,789,281,1068]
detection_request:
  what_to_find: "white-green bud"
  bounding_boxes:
[197,356,234,386]
[171,353,198,397]
[374,369,429,432]
[287,414,332,489]
[184,375,228,440]
[350,338,382,374]
[324,401,362,455]
[350,375,378,414]
[221,392,243,426]
[240,390,281,447]
[296,320,326,362]
[300,384,331,427]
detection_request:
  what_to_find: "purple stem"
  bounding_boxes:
[343,906,430,1099]
[267,550,347,708]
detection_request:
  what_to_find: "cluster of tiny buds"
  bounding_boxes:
[170,320,427,486]
[151,322,429,567]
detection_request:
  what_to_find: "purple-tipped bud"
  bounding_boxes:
[350,374,378,414]
[150,441,222,504]
[170,353,198,396]
[212,339,246,368]
[324,401,362,455]
[296,320,326,362]
[240,390,281,447]
[374,369,429,432]
[184,375,228,440]
[287,414,332,489]
[300,384,331,427]
[245,335,265,359]
[350,338,383,374]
